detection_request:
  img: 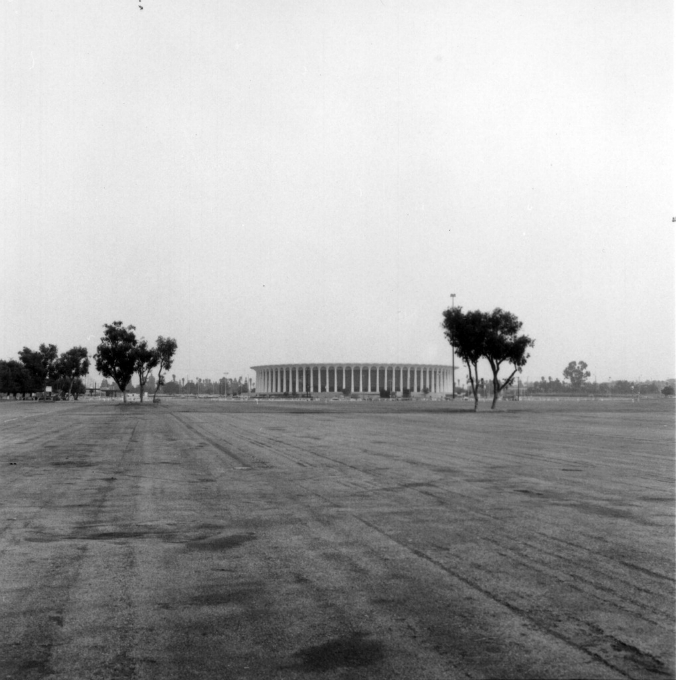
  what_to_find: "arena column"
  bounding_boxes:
[351,366,354,393]
[376,367,380,393]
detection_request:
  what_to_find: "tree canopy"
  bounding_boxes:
[131,339,158,403]
[441,308,489,411]
[563,361,591,389]
[18,344,58,392]
[152,336,178,403]
[94,322,137,403]
[0,360,32,398]
[483,309,534,409]
[442,306,534,411]
[55,346,90,400]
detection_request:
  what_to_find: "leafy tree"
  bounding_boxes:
[55,346,90,400]
[94,322,137,403]
[152,336,178,403]
[18,344,59,392]
[0,360,32,398]
[162,380,180,395]
[563,361,591,389]
[441,307,490,411]
[483,308,534,409]
[131,339,158,403]
[662,385,675,397]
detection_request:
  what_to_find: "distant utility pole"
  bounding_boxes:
[450,293,456,398]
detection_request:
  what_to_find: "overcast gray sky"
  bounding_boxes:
[2,0,673,384]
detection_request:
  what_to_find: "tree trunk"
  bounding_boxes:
[152,371,162,403]
[490,375,499,409]
[122,390,127,403]
[466,360,480,412]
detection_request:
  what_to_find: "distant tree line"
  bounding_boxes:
[159,375,250,396]
[526,360,665,396]
[0,344,89,400]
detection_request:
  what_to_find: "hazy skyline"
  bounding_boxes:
[2,1,673,384]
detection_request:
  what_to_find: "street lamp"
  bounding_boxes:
[450,294,456,399]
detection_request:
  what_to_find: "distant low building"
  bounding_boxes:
[251,363,453,395]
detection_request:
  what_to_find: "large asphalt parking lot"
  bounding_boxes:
[0,397,673,679]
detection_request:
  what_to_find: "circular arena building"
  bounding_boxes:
[251,364,453,396]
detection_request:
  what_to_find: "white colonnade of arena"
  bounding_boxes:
[251,364,453,396]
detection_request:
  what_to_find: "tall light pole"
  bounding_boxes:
[450,293,456,399]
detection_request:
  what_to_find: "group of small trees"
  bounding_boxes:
[441,307,534,411]
[0,344,90,400]
[94,322,177,403]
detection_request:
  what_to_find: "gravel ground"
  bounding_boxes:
[0,397,673,679]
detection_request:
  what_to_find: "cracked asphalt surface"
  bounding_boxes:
[0,398,673,679]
